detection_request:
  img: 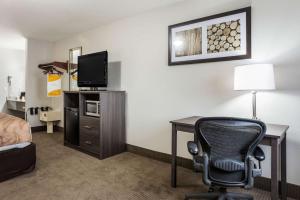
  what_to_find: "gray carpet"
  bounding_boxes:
[0,132,286,200]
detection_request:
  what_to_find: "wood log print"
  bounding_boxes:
[207,19,241,54]
[175,28,202,57]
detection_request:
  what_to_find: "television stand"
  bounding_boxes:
[63,90,125,159]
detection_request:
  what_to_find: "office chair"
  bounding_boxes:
[185,117,266,200]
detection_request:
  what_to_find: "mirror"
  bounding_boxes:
[68,47,82,91]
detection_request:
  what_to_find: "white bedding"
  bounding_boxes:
[0,142,31,152]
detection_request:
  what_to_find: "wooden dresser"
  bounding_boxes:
[64,90,125,159]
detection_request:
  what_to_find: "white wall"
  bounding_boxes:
[0,48,26,112]
[26,38,54,126]
[53,0,300,185]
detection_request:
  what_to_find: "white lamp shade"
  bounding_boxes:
[234,64,276,91]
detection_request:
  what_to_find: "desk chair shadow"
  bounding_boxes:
[185,117,266,200]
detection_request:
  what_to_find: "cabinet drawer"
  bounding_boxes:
[7,100,17,110]
[80,116,99,134]
[80,132,100,154]
[16,102,26,112]
[79,116,100,154]
[7,100,25,112]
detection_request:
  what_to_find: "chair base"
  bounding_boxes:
[184,188,253,200]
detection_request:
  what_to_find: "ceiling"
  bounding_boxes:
[0,0,184,49]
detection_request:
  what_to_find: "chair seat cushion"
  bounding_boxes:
[212,158,245,172]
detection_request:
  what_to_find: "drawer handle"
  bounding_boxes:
[85,141,92,145]
[83,125,93,129]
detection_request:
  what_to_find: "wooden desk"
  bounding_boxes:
[6,99,26,119]
[170,116,289,200]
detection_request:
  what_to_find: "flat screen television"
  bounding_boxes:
[78,51,108,87]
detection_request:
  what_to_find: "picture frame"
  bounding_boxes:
[168,7,251,65]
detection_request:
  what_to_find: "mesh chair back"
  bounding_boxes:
[195,117,266,185]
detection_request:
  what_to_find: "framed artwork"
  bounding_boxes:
[68,47,82,91]
[168,7,251,65]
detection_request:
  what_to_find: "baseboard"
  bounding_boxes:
[55,126,64,132]
[31,126,46,132]
[126,144,300,199]
[254,176,300,199]
[31,126,64,133]
[126,144,194,169]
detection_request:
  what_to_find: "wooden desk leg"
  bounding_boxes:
[281,135,287,200]
[271,139,279,200]
[171,124,177,187]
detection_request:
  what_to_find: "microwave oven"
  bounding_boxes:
[85,100,100,117]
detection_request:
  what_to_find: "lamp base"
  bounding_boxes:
[252,91,257,120]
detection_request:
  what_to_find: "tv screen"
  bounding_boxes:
[78,51,108,87]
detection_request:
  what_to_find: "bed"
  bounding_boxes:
[0,112,36,182]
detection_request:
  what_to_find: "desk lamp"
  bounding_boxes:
[234,64,275,119]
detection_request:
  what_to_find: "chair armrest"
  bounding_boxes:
[187,141,199,156]
[246,156,263,189]
[186,149,211,186]
[253,146,265,161]
[187,141,211,186]
[201,153,211,186]
[246,157,255,189]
